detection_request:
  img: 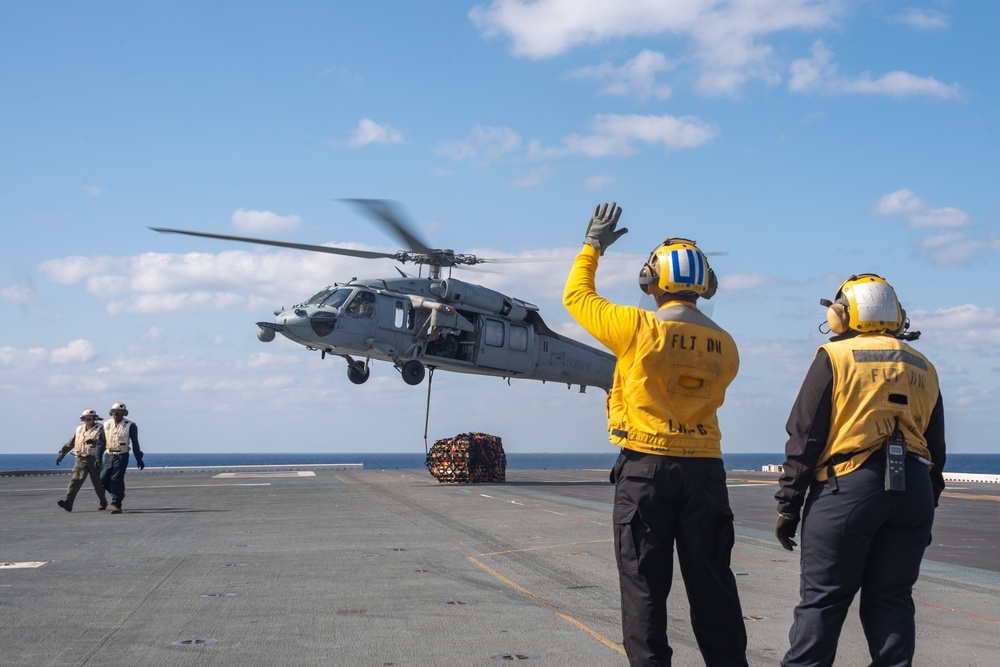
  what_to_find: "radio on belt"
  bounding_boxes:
[884,416,907,492]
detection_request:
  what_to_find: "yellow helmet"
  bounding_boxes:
[638,238,717,299]
[825,274,905,335]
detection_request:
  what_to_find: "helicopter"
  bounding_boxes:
[151,199,615,394]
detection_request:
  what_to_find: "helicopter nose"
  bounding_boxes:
[274,309,311,332]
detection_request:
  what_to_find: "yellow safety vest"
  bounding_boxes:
[564,245,739,457]
[816,334,939,481]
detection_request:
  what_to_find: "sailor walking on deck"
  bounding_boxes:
[101,402,145,514]
[774,274,947,667]
[564,202,748,667]
[56,409,109,512]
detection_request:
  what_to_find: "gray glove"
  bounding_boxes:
[775,512,800,551]
[584,202,627,255]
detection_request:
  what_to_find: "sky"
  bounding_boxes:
[1,1,997,458]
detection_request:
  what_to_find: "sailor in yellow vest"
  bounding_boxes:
[56,409,109,511]
[774,274,946,667]
[564,203,748,667]
[101,402,145,514]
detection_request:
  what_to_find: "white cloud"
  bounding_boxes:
[39,256,113,284]
[231,209,302,234]
[872,189,994,265]
[918,232,999,265]
[434,124,521,163]
[0,346,49,369]
[789,41,960,98]
[347,118,404,147]
[1,284,36,304]
[38,246,389,315]
[470,0,839,96]
[50,339,100,364]
[891,8,949,31]
[236,352,302,370]
[0,340,98,370]
[569,49,674,100]
[81,184,105,197]
[528,113,719,158]
[874,189,969,229]
[912,304,1000,353]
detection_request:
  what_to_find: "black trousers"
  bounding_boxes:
[612,450,748,667]
[782,455,934,667]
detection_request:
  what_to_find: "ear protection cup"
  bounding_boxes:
[701,267,718,300]
[890,307,908,336]
[826,300,851,334]
[638,262,655,294]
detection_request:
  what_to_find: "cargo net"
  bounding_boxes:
[426,432,506,484]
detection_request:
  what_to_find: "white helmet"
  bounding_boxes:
[109,402,129,416]
[80,408,102,421]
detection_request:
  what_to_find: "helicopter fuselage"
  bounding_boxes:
[257,275,615,391]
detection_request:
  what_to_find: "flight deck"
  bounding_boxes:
[1,466,997,666]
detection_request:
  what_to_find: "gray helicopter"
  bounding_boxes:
[152,200,615,393]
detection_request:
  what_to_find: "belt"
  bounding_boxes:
[821,446,932,492]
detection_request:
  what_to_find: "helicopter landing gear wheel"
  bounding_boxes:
[401,360,426,386]
[347,365,370,385]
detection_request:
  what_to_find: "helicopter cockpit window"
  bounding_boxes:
[510,324,528,352]
[484,319,505,347]
[347,291,376,318]
[304,288,351,309]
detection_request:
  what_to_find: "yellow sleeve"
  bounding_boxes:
[562,244,640,356]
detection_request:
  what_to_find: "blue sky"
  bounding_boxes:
[1,1,997,457]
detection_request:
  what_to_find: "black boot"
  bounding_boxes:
[57,499,73,512]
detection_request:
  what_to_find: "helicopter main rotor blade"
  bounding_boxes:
[472,256,568,264]
[149,227,398,261]
[341,199,435,256]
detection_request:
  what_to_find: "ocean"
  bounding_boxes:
[2,452,999,474]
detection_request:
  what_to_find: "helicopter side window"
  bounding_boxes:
[484,319,505,347]
[347,291,376,318]
[393,300,414,330]
[510,324,528,352]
